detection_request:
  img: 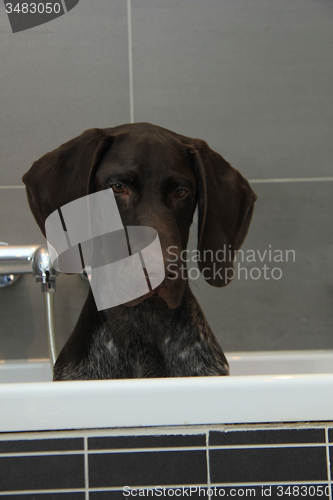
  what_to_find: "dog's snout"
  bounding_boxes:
[162,267,178,286]
[161,247,185,287]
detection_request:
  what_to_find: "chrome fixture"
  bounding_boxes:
[31,246,58,366]
[32,245,57,292]
[0,242,33,287]
[0,242,40,274]
[0,243,58,367]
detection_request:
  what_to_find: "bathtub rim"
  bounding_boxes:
[0,372,333,433]
[1,349,333,382]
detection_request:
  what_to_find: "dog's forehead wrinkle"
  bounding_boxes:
[123,133,189,168]
[99,134,195,190]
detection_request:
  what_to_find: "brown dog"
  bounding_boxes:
[23,123,257,380]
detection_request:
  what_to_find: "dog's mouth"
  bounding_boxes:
[154,284,183,309]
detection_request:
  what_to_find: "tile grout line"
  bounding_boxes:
[0,442,328,458]
[127,0,134,124]
[0,450,85,458]
[325,428,332,500]
[84,436,89,500]
[206,430,211,490]
[0,489,86,496]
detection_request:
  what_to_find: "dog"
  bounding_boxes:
[22,123,257,380]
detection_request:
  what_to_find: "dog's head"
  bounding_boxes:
[22,123,257,309]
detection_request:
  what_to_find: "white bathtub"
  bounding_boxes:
[1,351,333,433]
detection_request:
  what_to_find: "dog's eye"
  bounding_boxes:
[111,183,127,194]
[175,188,187,198]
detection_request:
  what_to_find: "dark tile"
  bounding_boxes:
[210,446,327,483]
[209,428,325,446]
[0,454,84,491]
[90,490,207,500]
[90,493,126,500]
[328,428,333,442]
[0,438,84,454]
[89,450,207,487]
[0,495,85,499]
[88,433,205,450]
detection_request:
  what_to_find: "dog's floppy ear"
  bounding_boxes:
[189,139,257,287]
[22,128,115,237]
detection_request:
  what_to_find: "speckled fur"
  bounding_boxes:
[53,284,229,380]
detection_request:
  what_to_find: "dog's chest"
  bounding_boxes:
[88,326,169,379]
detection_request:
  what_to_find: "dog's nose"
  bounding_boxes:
[145,265,177,284]
[162,253,184,286]
[154,251,186,308]
[164,265,179,281]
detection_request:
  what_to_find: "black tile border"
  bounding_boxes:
[209,428,326,446]
[0,454,85,491]
[328,428,333,442]
[88,433,206,450]
[0,422,332,496]
[0,437,84,454]
[210,446,328,483]
[88,449,207,487]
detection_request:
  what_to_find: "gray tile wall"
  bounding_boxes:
[0,0,332,360]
